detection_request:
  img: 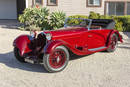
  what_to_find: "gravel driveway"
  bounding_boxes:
[0,28,130,87]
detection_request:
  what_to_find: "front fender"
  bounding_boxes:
[44,40,90,55]
[44,40,66,54]
[13,35,32,56]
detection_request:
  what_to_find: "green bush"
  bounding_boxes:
[67,15,88,26]
[19,8,130,32]
[68,12,130,32]
[99,15,112,19]
[19,7,66,30]
[87,11,130,32]
[19,7,50,30]
[69,15,88,19]
[50,11,66,30]
[114,16,130,32]
[115,21,123,32]
[88,11,100,19]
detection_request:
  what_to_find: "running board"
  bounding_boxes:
[88,46,106,51]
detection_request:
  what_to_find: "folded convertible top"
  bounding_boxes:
[92,19,115,29]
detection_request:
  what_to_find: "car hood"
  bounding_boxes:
[43,27,87,40]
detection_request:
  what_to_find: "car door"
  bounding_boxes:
[82,29,110,50]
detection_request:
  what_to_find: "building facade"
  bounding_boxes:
[0,0,130,19]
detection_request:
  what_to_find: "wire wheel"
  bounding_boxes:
[43,46,69,73]
[106,34,118,52]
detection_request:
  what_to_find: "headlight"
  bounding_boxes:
[46,33,52,40]
[30,31,35,37]
[30,30,37,38]
[28,35,34,41]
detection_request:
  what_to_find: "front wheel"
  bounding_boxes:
[43,46,69,73]
[106,34,118,52]
[14,47,26,63]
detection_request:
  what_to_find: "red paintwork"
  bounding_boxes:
[44,27,122,55]
[13,35,32,56]
[13,27,123,56]
[107,30,123,48]
[49,49,66,69]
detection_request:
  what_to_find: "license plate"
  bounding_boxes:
[25,58,34,64]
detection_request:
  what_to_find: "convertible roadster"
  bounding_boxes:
[13,18,123,72]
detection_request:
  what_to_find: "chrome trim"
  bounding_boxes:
[88,19,92,31]
[28,35,34,41]
[88,46,106,51]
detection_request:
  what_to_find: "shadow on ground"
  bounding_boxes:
[0,52,47,73]
[0,51,89,73]
[123,32,130,39]
[0,44,128,73]
[0,20,20,29]
[118,46,130,49]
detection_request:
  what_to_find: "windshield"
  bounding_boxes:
[64,18,92,29]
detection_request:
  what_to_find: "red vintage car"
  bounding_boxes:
[13,19,123,72]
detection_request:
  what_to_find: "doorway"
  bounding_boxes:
[17,0,26,18]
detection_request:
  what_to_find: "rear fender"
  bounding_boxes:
[107,30,123,47]
[115,31,123,42]
[13,35,32,56]
[111,30,123,42]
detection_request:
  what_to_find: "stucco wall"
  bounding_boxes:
[28,0,33,7]
[27,0,130,16]
[105,0,130,1]
[43,0,105,16]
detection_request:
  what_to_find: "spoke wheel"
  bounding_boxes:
[43,46,69,73]
[110,35,117,50]
[106,34,118,52]
[49,49,66,69]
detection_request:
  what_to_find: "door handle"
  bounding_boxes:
[88,35,93,37]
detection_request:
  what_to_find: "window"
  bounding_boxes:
[107,2,125,15]
[47,0,57,6]
[87,0,101,7]
[127,2,130,15]
[34,0,43,6]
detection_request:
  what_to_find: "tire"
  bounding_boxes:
[14,47,26,63]
[43,46,69,73]
[106,34,118,52]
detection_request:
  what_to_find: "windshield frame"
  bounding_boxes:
[64,18,92,30]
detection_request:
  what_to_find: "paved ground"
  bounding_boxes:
[0,27,130,87]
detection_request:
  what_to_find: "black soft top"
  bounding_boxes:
[92,19,115,29]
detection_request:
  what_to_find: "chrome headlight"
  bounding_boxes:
[30,31,36,38]
[46,33,52,40]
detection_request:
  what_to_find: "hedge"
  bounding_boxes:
[68,12,130,32]
[114,16,130,32]
[19,8,130,32]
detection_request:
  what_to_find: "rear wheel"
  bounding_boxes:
[43,46,69,73]
[106,34,118,52]
[14,47,26,63]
